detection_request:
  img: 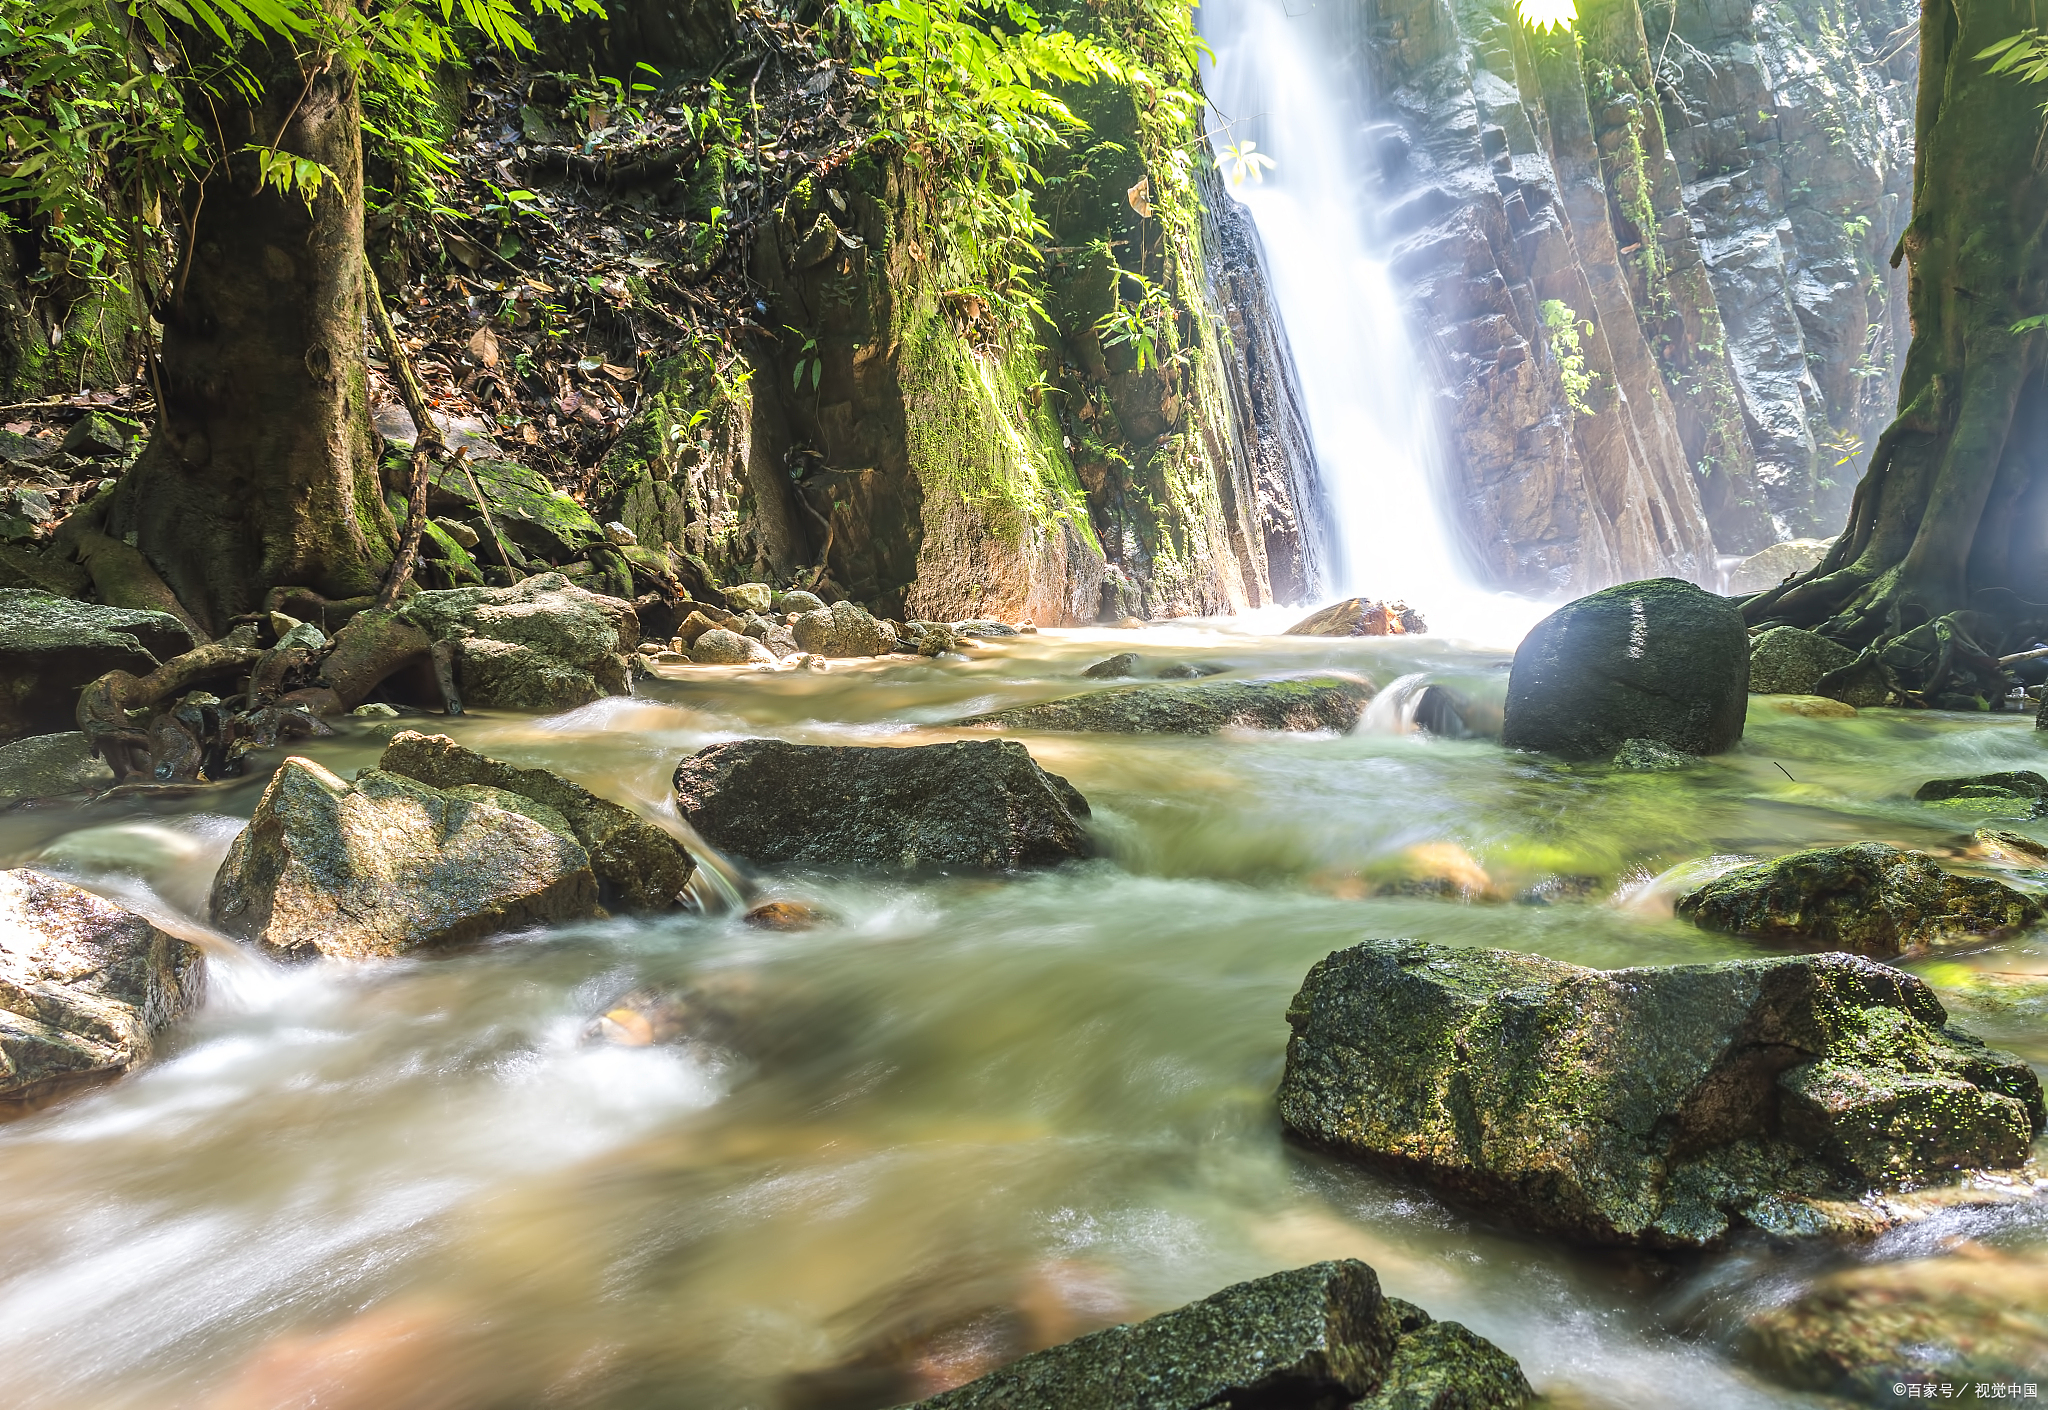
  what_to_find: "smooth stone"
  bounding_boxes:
[724,582,774,615]
[674,738,1090,872]
[691,628,775,665]
[0,731,114,807]
[961,674,1375,734]
[1283,597,1428,636]
[1277,941,2044,1247]
[1676,842,2042,956]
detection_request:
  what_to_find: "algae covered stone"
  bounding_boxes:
[1501,578,1748,758]
[1276,941,2043,1247]
[1675,842,2041,955]
[961,674,1375,734]
[1748,625,1856,696]
[902,1259,1531,1410]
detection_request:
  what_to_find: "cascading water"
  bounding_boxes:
[1200,0,1549,645]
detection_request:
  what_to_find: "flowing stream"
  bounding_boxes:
[2,628,2045,1407]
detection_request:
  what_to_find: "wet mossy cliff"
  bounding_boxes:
[1363,0,1915,591]
[593,7,1325,624]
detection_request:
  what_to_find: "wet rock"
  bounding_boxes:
[1613,738,1696,771]
[1748,625,1857,696]
[952,619,1020,638]
[744,899,823,930]
[792,599,896,657]
[775,589,826,615]
[1,869,204,1103]
[1741,1248,2048,1400]
[1757,694,1857,719]
[1083,652,1140,679]
[209,755,601,959]
[1675,843,2042,956]
[1278,941,2044,1247]
[396,573,637,712]
[902,1260,1531,1410]
[691,628,775,665]
[724,582,774,614]
[377,731,692,910]
[1728,539,1836,597]
[0,731,114,807]
[1915,771,2048,813]
[900,620,965,656]
[1284,597,1428,636]
[962,674,1375,734]
[0,589,195,741]
[1502,579,1749,759]
[674,738,1090,872]
[1153,662,1224,680]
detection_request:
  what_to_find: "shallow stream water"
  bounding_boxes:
[2,621,2045,1408]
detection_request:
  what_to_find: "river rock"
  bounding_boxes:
[1741,1248,2048,1400]
[209,755,601,959]
[1277,941,2044,1247]
[1748,625,1857,696]
[1728,539,1835,597]
[792,599,896,657]
[1083,652,1140,679]
[775,589,826,615]
[0,731,114,807]
[691,627,774,665]
[0,588,195,741]
[1284,597,1428,636]
[724,582,774,614]
[902,1260,1532,1410]
[377,731,692,909]
[1,869,204,1103]
[1501,578,1748,759]
[673,738,1090,871]
[1675,843,2041,956]
[1612,738,1696,771]
[961,674,1375,734]
[396,573,637,712]
[1915,771,2048,813]
[899,620,964,656]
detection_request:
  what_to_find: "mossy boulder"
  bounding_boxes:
[673,738,1090,872]
[1748,625,1857,696]
[396,573,637,711]
[427,457,607,560]
[1501,578,1748,758]
[1914,771,2048,816]
[0,589,194,741]
[1277,941,2044,1247]
[960,674,1375,734]
[902,1260,1532,1409]
[1675,843,2042,956]
[377,731,692,910]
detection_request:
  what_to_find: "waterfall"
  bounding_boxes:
[1200,0,1552,645]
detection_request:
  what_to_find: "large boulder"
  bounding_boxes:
[1501,578,1748,758]
[1727,538,1834,596]
[1277,941,2044,1247]
[961,675,1375,734]
[0,588,195,740]
[2,869,205,1103]
[673,739,1091,871]
[0,731,114,807]
[397,573,637,712]
[903,1261,1531,1410]
[1747,625,1857,696]
[1676,843,2041,956]
[791,599,896,657]
[210,756,601,959]
[690,627,775,665]
[1284,598,1428,636]
[376,731,691,909]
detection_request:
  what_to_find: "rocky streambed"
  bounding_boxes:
[0,611,2045,1407]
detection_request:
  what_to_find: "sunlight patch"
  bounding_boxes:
[1517,0,1576,29]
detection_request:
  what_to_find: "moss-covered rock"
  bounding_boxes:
[1502,578,1748,758]
[1914,771,2048,815]
[396,572,637,711]
[1675,843,2041,956]
[901,1260,1532,1410]
[1748,625,1858,696]
[1277,941,2043,1247]
[427,458,607,560]
[960,674,1374,734]
[0,589,194,741]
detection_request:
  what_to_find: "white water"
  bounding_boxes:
[1200,0,1553,647]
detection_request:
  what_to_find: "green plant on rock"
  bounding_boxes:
[1540,299,1597,418]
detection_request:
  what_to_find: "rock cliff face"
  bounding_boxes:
[1358,0,1913,588]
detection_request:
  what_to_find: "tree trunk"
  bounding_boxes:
[1746,0,2048,691]
[109,10,393,635]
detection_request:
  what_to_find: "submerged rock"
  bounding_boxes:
[1748,625,1856,696]
[377,731,692,910]
[1082,651,1140,679]
[1501,578,1748,759]
[1,869,204,1103]
[1915,771,2048,814]
[397,573,637,711]
[0,589,194,741]
[902,1260,1531,1410]
[210,756,601,959]
[1612,737,1696,771]
[673,738,1090,871]
[1675,843,2041,956]
[961,674,1374,734]
[1284,597,1428,637]
[1277,941,2044,1247]
[0,731,114,807]
[792,599,896,657]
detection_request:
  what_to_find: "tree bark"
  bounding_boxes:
[1747,0,2048,669]
[108,7,393,635]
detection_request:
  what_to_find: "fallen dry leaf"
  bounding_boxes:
[467,326,500,368]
